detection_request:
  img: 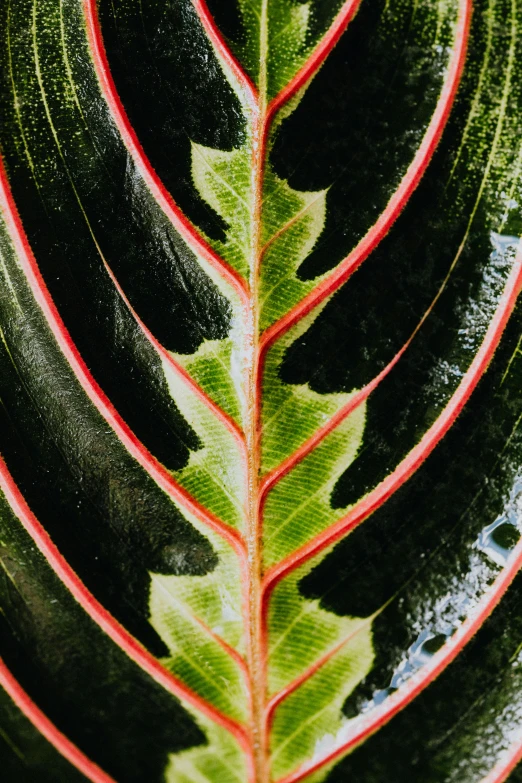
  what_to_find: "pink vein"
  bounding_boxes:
[83,0,249,306]
[262,252,522,596]
[264,241,522,718]
[266,0,364,123]
[80,0,488,776]
[275,534,522,783]
[260,150,488,503]
[0,657,116,783]
[259,342,409,501]
[193,0,363,122]
[480,737,522,783]
[260,0,471,353]
[265,622,369,732]
[0,155,247,560]
[100,254,247,453]
[191,613,250,683]
[259,191,327,260]
[82,0,249,461]
[191,0,258,105]
[0,455,250,751]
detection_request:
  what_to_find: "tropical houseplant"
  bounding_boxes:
[0,0,522,780]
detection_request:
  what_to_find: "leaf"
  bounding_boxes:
[0,660,111,783]
[0,0,522,780]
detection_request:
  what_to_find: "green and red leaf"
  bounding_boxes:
[1,0,522,780]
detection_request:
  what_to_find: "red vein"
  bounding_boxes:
[480,737,522,783]
[264,622,370,733]
[274,534,522,783]
[149,565,250,692]
[192,613,251,684]
[266,0,364,123]
[238,1,369,775]
[100,253,247,454]
[243,0,378,772]
[152,571,252,700]
[260,0,471,353]
[259,343,409,501]
[259,191,327,260]
[0,456,251,754]
[191,0,258,106]
[0,657,116,783]
[262,252,522,601]
[80,0,480,780]
[0,155,247,560]
[190,0,454,777]
[260,134,485,504]
[83,0,249,307]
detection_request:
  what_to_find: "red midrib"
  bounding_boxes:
[6,0,516,782]
[213,0,474,779]
[259,254,522,773]
[0,149,253,761]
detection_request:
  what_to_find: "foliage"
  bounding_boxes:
[0,0,522,780]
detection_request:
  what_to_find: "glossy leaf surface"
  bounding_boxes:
[1,0,522,780]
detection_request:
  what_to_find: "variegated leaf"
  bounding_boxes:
[1,0,522,780]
